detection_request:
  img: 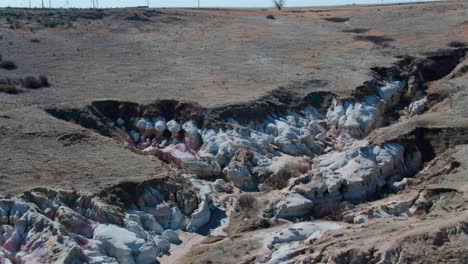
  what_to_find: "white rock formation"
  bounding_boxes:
[186,198,211,232]
[408,97,427,116]
[268,190,315,219]
[294,143,421,204]
[265,222,342,264]
[94,224,148,264]
[327,96,384,139]
[377,81,405,105]
[0,186,198,264]
[224,161,256,191]
[353,214,369,224]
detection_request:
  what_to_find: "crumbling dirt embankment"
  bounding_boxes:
[46,47,466,143]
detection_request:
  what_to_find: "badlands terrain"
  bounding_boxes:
[0,1,467,263]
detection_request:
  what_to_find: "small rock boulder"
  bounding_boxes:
[162,229,182,245]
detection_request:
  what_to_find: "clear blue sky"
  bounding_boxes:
[1,0,438,8]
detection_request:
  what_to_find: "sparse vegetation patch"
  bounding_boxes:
[127,13,151,22]
[0,8,106,30]
[21,75,50,89]
[142,10,164,17]
[342,28,370,34]
[0,84,21,94]
[354,35,395,47]
[0,60,17,70]
[323,17,350,23]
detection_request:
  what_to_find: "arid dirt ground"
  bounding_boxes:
[0,1,467,263]
[0,1,466,194]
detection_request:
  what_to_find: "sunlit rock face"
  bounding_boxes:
[294,143,421,203]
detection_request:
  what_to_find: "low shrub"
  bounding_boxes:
[22,75,49,89]
[342,28,370,34]
[127,13,151,22]
[323,17,350,23]
[0,60,17,70]
[237,194,257,213]
[448,41,466,48]
[75,10,105,20]
[143,10,163,17]
[0,85,21,94]
[0,77,18,85]
[39,18,70,28]
[39,75,49,86]
[354,35,395,47]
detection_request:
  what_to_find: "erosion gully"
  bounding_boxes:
[0,48,466,263]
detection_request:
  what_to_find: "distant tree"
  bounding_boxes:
[273,0,285,10]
